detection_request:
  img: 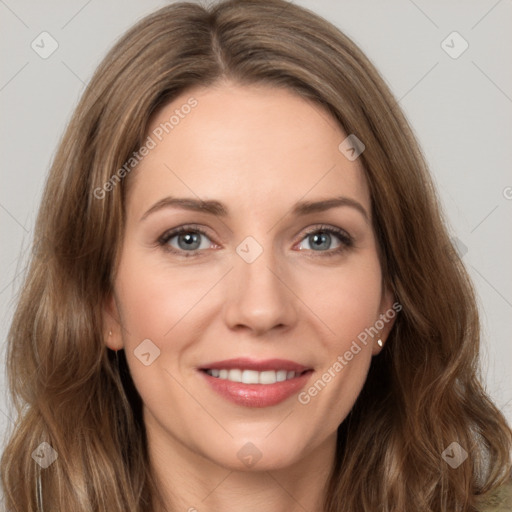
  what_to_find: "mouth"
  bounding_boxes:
[197,358,314,408]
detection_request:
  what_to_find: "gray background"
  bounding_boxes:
[1,0,511,455]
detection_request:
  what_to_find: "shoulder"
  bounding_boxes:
[476,478,512,512]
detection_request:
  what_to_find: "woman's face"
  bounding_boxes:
[106,82,394,471]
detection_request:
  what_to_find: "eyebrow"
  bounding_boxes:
[140,195,369,222]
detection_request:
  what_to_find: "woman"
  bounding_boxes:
[1,0,511,510]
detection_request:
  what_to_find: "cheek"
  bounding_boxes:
[114,249,212,339]
[300,255,383,343]
[113,251,198,412]
[296,260,381,426]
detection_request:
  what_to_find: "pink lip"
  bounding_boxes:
[198,357,311,373]
[197,358,313,408]
[200,371,313,408]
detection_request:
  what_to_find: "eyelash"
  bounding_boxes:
[157,224,354,258]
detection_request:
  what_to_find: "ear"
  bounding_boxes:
[102,292,124,351]
[372,285,398,356]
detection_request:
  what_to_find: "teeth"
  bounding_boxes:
[229,369,243,382]
[205,368,299,384]
[242,370,259,384]
[276,370,287,382]
[259,370,277,384]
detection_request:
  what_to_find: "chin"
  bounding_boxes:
[204,440,304,473]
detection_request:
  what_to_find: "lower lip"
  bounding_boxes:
[199,370,313,408]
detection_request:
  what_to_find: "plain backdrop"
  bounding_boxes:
[1,0,511,455]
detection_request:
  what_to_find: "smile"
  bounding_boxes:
[203,368,305,384]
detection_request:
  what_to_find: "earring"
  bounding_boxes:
[377,339,383,347]
[109,330,112,336]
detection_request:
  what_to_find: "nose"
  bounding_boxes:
[223,242,298,336]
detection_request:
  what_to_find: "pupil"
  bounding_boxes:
[311,232,330,250]
[179,233,200,250]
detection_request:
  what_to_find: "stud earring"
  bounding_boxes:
[377,339,383,347]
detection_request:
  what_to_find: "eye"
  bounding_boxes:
[296,225,353,256]
[157,224,353,258]
[158,225,214,257]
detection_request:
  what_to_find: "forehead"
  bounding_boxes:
[127,83,370,217]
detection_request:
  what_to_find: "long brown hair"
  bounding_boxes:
[2,1,510,510]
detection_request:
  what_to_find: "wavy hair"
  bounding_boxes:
[1,0,511,510]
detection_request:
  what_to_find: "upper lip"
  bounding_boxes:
[198,358,312,373]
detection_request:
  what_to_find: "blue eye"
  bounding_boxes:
[158,224,353,258]
[158,226,213,256]
[297,225,353,256]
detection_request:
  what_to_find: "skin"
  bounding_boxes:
[104,81,395,512]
